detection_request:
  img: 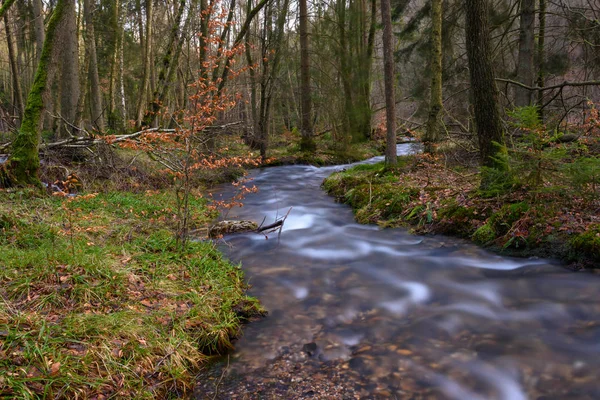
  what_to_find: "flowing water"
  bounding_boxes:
[195,144,600,399]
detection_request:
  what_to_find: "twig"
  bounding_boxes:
[212,354,230,400]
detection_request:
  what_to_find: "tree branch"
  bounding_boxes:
[496,78,600,92]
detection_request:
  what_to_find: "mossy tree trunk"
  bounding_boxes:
[423,0,443,153]
[465,0,505,172]
[4,0,66,186]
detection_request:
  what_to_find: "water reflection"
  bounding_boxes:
[199,144,600,399]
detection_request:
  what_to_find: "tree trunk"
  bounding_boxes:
[465,0,504,170]
[515,0,535,107]
[84,0,104,131]
[299,0,315,151]
[536,0,546,118]
[57,0,79,138]
[424,0,442,153]
[4,10,24,122]
[381,0,396,166]
[4,0,66,186]
[32,0,44,69]
[135,0,152,126]
[140,0,187,129]
[108,0,125,131]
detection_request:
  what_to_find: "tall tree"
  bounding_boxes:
[299,0,315,151]
[3,0,68,186]
[4,9,24,122]
[135,0,153,126]
[536,0,546,116]
[83,0,104,131]
[423,0,443,153]
[465,0,504,172]
[32,0,44,69]
[140,0,187,128]
[335,0,377,143]
[381,0,396,165]
[58,0,80,138]
[245,0,290,158]
[108,0,125,131]
[515,0,535,107]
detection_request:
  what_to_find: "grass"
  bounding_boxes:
[0,188,264,398]
[264,130,382,166]
[323,153,600,268]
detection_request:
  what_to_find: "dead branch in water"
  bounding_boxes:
[257,207,292,241]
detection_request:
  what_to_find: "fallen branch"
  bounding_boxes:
[256,207,292,241]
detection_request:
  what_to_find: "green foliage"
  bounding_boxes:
[569,224,600,261]
[503,106,571,191]
[324,160,419,225]
[490,202,530,236]
[472,223,496,244]
[508,105,542,131]
[562,157,600,202]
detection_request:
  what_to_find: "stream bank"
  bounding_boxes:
[322,152,600,269]
[195,144,600,399]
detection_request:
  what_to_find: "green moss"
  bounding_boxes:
[7,0,66,186]
[472,223,496,244]
[569,224,600,261]
[489,202,530,236]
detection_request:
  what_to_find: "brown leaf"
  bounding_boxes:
[49,362,61,376]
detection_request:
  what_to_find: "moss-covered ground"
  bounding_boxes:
[323,154,600,269]
[0,188,264,398]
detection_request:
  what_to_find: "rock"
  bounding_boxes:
[209,220,258,237]
[302,342,318,356]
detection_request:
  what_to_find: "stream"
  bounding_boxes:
[195,144,600,399]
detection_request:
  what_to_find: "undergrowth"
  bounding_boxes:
[0,189,264,398]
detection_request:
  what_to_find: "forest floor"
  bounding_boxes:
[0,185,265,399]
[0,133,382,398]
[323,152,600,269]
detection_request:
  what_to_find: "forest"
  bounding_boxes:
[0,0,599,398]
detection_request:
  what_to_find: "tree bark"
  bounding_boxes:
[58,0,80,138]
[140,0,187,129]
[381,0,396,166]
[4,0,66,186]
[4,10,24,122]
[32,0,44,69]
[135,0,153,126]
[83,0,104,131]
[424,0,443,153]
[299,0,315,151]
[108,0,125,131]
[465,0,504,170]
[515,0,535,107]
[536,0,546,118]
